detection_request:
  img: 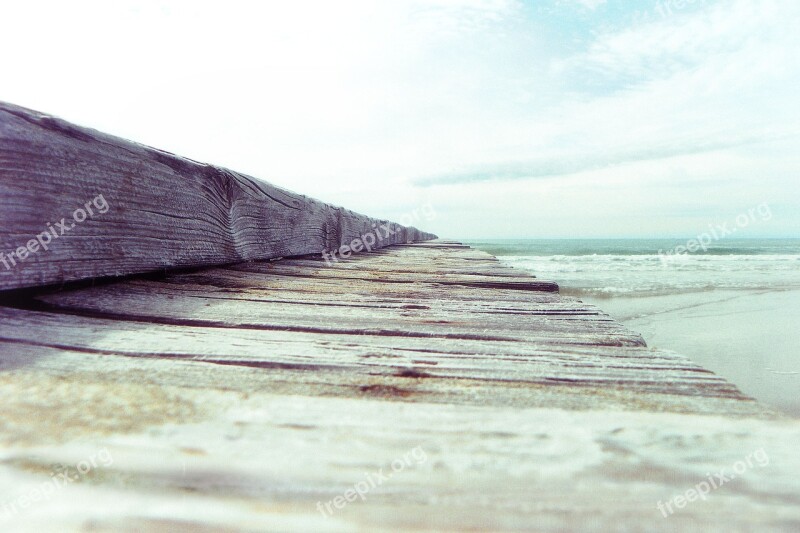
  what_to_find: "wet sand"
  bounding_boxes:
[579,289,800,417]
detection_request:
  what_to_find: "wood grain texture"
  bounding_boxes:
[2,241,798,531]
[0,101,436,291]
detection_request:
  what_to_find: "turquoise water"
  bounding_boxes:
[464,238,800,297]
[466,238,800,416]
[465,238,800,256]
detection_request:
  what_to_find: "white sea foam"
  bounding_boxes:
[496,254,800,296]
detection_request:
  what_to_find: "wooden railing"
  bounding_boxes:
[0,102,436,291]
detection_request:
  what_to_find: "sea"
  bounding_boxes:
[465,238,800,416]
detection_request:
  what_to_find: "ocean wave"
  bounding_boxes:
[560,284,796,298]
[495,254,800,296]
[497,256,800,276]
[466,239,800,258]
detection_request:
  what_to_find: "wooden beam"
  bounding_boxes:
[1,242,793,531]
[0,101,436,291]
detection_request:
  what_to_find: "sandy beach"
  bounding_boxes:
[472,238,800,418]
[579,289,800,417]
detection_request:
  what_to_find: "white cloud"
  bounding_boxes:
[419,0,800,188]
[569,0,607,10]
[1,0,798,237]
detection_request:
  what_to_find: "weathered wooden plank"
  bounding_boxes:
[1,241,797,532]
[0,308,744,403]
[26,286,641,346]
[0,243,759,407]
[0,101,436,291]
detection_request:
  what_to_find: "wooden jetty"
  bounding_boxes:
[1,104,799,531]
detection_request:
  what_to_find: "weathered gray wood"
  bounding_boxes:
[1,242,798,531]
[0,101,436,291]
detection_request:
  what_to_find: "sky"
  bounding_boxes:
[1,0,799,238]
